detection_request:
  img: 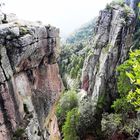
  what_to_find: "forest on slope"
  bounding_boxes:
[59,18,96,90]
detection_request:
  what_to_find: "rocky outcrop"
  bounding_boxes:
[0,15,63,140]
[81,3,135,137]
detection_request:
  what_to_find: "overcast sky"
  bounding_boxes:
[3,0,112,37]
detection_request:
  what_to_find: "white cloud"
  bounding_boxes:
[2,0,112,37]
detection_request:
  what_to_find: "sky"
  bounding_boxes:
[2,0,112,38]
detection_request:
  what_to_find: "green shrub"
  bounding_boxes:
[62,108,80,140]
[78,96,102,138]
[69,55,84,79]
[111,0,125,7]
[70,67,76,78]
[102,113,122,137]
[124,5,131,14]
[13,128,25,138]
[102,113,139,138]
[112,98,133,114]
[19,26,29,36]
[56,90,78,127]
[112,50,140,114]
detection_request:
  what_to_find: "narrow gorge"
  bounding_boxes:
[0,0,140,140]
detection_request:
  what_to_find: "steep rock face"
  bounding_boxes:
[81,3,135,136]
[0,17,63,140]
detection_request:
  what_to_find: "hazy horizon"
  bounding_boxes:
[2,0,112,38]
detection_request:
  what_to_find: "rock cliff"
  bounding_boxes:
[0,15,63,140]
[81,2,135,137]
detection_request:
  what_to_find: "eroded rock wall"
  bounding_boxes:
[0,18,63,140]
[81,3,135,136]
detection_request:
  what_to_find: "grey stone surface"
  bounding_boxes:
[81,3,135,134]
[0,46,13,79]
[0,18,62,140]
[0,66,6,83]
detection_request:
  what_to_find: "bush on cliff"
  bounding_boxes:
[57,90,106,139]
[77,96,103,139]
[13,128,25,139]
[62,108,80,140]
[56,90,78,128]
[112,50,140,114]
[101,113,139,139]
[59,42,92,90]
[112,0,125,6]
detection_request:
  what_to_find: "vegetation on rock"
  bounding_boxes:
[56,90,78,129]
[59,42,92,90]
[57,91,104,139]
[108,50,140,139]
[62,108,80,140]
[12,128,25,139]
[102,113,139,139]
[112,50,140,113]
[57,0,140,139]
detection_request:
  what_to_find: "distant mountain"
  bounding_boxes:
[66,18,97,44]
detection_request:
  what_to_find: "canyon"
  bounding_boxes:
[0,0,140,140]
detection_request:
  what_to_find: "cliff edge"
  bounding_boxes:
[0,14,63,140]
